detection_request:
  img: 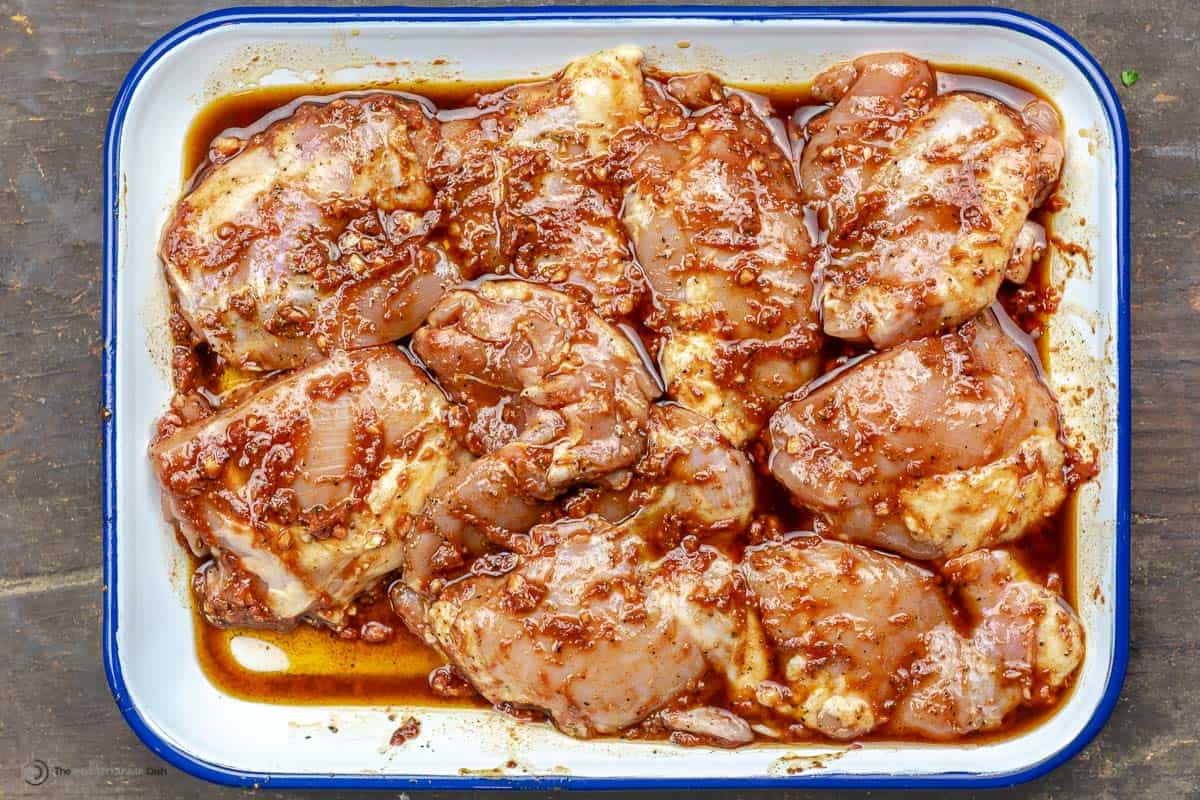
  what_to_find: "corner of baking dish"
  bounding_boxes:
[101,5,1130,790]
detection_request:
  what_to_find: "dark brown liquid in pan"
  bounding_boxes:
[180,67,1078,742]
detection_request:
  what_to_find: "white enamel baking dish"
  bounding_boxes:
[101,6,1130,790]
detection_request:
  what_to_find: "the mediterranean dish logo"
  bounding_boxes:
[21,758,167,786]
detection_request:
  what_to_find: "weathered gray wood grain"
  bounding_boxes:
[0,0,1196,797]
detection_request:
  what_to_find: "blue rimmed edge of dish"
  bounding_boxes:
[101,5,1130,790]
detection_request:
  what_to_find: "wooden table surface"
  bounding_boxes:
[1,1,1195,797]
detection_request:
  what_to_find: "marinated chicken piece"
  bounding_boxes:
[150,347,468,628]
[160,94,458,370]
[799,53,937,230]
[575,403,756,548]
[767,311,1067,559]
[406,280,660,583]
[743,537,1082,740]
[743,535,952,739]
[614,77,822,445]
[433,47,648,318]
[802,54,1064,347]
[892,549,1084,739]
[413,516,767,738]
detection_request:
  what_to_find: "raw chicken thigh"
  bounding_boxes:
[767,311,1067,559]
[160,94,458,370]
[801,53,1064,347]
[742,536,1082,739]
[614,74,822,445]
[433,47,648,319]
[150,347,468,628]
[412,515,768,740]
[800,52,937,230]
[743,535,950,739]
[404,279,660,586]
[892,548,1084,739]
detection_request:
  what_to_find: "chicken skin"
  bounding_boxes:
[767,311,1067,560]
[614,75,822,445]
[150,347,468,628]
[413,516,768,738]
[160,94,458,370]
[801,53,1064,347]
[405,280,660,585]
[433,47,648,319]
[743,536,1082,740]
